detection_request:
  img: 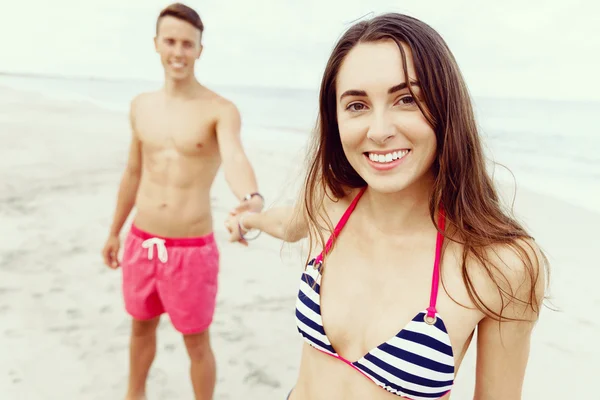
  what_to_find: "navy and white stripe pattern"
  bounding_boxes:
[295,260,455,399]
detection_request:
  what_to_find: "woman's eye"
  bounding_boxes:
[399,96,415,105]
[347,103,366,111]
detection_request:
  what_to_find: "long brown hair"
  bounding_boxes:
[300,13,548,322]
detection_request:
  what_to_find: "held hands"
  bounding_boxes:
[225,211,250,246]
[225,192,264,246]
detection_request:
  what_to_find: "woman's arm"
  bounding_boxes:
[243,206,308,242]
[226,205,308,244]
[474,312,536,399]
[472,240,546,399]
[225,184,352,245]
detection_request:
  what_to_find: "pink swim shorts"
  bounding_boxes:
[121,224,219,334]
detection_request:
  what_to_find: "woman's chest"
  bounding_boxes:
[316,243,481,364]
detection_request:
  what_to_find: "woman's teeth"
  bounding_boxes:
[368,150,409,163]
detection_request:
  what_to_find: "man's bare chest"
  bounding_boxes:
[137,112,217,156]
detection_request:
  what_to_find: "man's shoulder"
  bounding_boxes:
[129,92,161,135]
[198,87,238,115]
[131,91,160,111]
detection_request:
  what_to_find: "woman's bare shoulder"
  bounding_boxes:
[466,237,547,321]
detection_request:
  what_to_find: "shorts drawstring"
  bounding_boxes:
[141,237,168,263]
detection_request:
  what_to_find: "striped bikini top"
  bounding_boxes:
[295,187,455,399]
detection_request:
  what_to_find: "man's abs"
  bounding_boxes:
[132,155,220,238]
[133,186,212,238]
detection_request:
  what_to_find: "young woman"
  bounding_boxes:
[226,13,547,400]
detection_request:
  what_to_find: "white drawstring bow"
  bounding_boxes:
[141,238,168,263]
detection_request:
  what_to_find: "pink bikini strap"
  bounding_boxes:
[426,207,446,320]
[314,187,367,265]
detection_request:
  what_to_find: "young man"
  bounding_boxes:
[101,3,264,399]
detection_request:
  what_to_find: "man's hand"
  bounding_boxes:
[102,235,121,269]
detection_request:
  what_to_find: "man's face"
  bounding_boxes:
[154,16,203,80]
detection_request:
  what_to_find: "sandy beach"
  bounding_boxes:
[0,85,596,399]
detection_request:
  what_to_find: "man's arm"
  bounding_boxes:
[102,97,143,268]
[108,98,143,236]
[215,101,263,211]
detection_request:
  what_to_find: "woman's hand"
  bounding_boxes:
[225,211,250,246]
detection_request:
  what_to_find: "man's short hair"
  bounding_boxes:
[156,3,204,34]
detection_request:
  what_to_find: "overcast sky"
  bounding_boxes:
[1,0,599,100]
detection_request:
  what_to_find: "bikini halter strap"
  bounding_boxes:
[313,188,446,321]
[314,187,366,265]
[426,207,446,322]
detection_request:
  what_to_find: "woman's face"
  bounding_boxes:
[335,39,437,194]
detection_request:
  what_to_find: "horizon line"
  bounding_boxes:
[1,70,598,104]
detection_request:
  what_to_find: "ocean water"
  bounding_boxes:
[1,74,598,214]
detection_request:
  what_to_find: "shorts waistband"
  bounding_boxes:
[130,224,215,247]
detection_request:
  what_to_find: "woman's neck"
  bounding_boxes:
[360,174,436,236]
